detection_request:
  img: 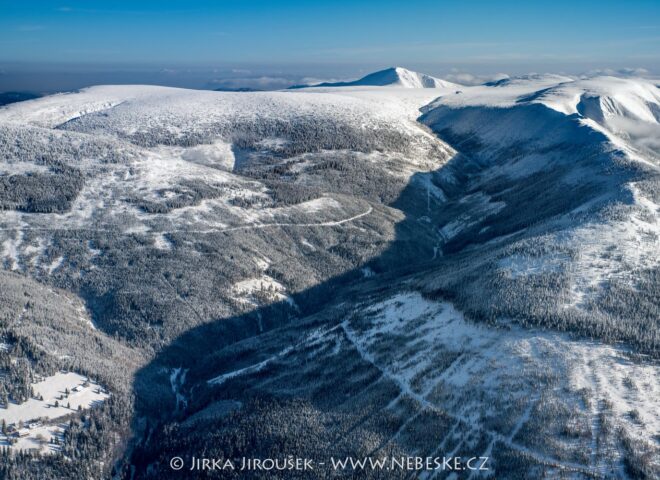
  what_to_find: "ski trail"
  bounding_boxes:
[161,274,206,325]
[172,204,374,234]
[207,345,295,385]
[207,326,340,385]
[0,205,373,235]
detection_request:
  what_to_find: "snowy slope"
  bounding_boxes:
[1,74,659,478]
[443,75,660,164]
[418,74,660,357]
[431,74,660,157]
[0,83,454,342]
[0,85,451,233]
[200,291,659,477]
[532,76,660,163]
[295,67,459,89]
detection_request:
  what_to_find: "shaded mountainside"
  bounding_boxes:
[0,74,658,479]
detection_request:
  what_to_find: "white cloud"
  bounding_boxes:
[610,117,660,153]
[209,75,296,90]
[581,67,651,78]
[444,72,509,86]
[299,76,345,85]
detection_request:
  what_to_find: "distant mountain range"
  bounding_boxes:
[213,86,262,92]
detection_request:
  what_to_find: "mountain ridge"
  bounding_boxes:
[289,66,459,89]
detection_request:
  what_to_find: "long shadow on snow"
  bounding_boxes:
[127,103,641,478]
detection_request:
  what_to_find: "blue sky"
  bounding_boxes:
[1,0,659,91]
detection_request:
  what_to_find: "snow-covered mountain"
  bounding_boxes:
[293,66,459,89]
[0,74,658,479]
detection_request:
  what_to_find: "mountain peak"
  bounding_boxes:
[291,67,458,89]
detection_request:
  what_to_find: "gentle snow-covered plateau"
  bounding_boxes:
[0,68,658,479]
